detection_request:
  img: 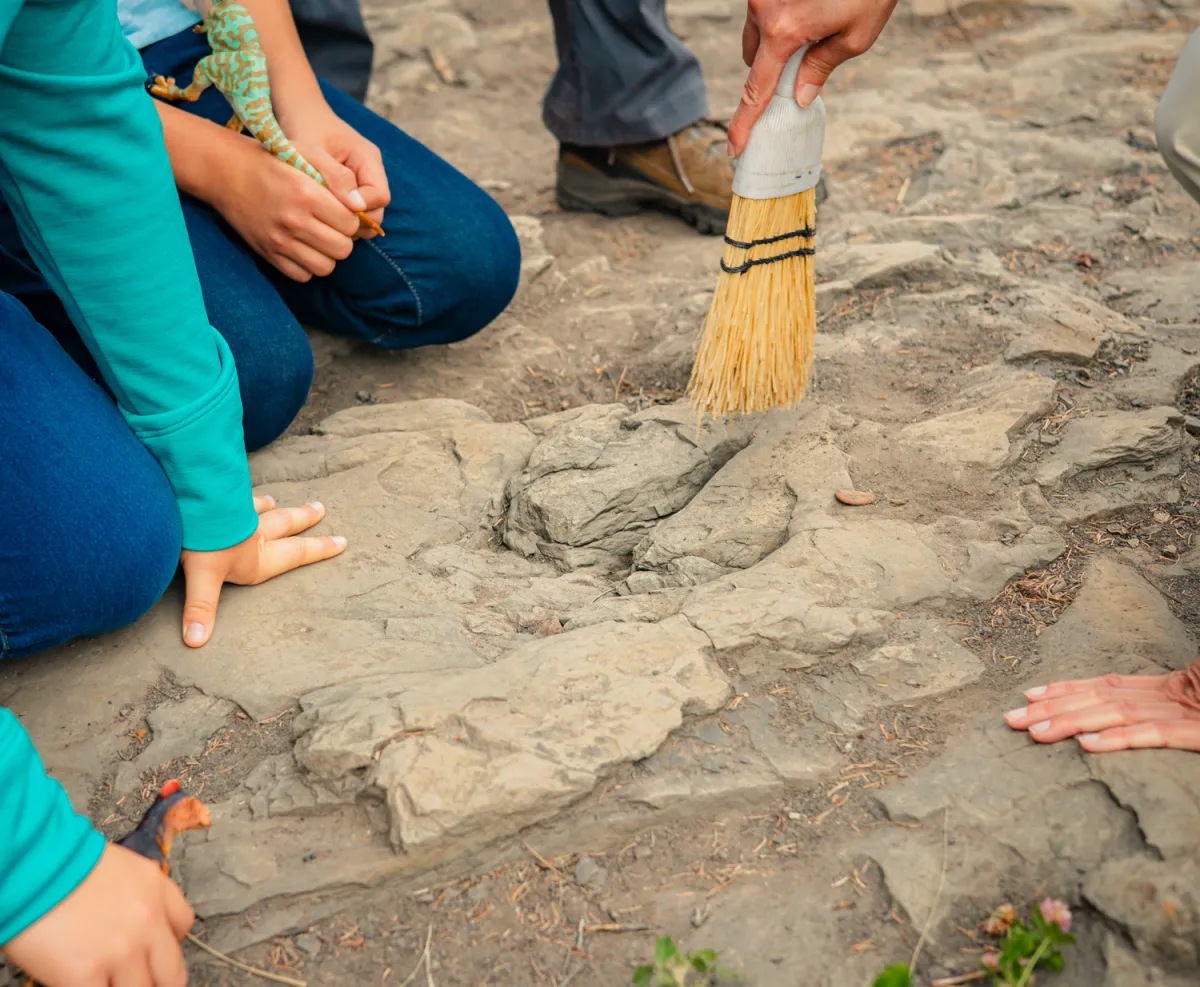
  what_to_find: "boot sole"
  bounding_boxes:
[556,164,829,237]
[555,163,729,236]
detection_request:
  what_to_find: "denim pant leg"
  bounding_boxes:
[139,28,522,350]
[0,292,182,658]
[544,0,709,146]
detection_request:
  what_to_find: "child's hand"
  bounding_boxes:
[213,136,361,282]
[282,102,390,239]
[2,844,194,986]
[178,496,346,648]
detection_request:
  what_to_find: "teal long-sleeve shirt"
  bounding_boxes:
[0,0,261,946]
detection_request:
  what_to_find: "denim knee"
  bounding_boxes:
[86,493,182,640]
[363,194,521,349]
[233,318,314,452]
[3,470,182,659]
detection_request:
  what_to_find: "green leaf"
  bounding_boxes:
[656,938,679,965]
[872,964,913,987]
[1049,928,1076,947]
[690,950,716,973]
[632,965,654,987]
[1041,951,1066,973]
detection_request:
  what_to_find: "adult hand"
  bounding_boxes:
[282,102,390,239]
[1004,666,1200,753]
[179,495,347,648]
[2,844,194,987]
[728,0,900,156]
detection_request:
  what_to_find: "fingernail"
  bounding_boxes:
[263,495,276,508]
[310,502,324,512]
[349,190,367,211]
[797,83,822,108]
[1026,685,1047,697]
[332,536,347,549]
[1078,733,1100,745]
[1004,707,1027,723]
[1029,720,1051,734]
[185,622,205,645]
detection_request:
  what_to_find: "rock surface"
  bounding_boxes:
[6,2,1200,984]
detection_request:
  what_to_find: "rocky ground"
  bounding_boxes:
[5,0,1200,984]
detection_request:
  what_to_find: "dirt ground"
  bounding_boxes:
[182,1,1198,983]
[5,1,1200,986]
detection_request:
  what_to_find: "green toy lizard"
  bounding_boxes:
[149,0,385,237]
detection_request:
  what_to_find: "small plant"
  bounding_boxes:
[979,898,1075,986]
[870,898,1075,987]
[632,936,730,986]
[871,964,912,987]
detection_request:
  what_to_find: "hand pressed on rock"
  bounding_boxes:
[728,0,900,157]
[179,496,346,648]
[1004,664,1200,753]
[1,844,194,987]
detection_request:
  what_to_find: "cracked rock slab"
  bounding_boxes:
[504,404,753,565]
[295,615,730,852]
[1085,856,1200,971]
[1005,283,1141,365]
[1035,407,1185,487]
[897,365,1058,472]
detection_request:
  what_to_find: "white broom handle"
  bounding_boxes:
[776,45,811,99]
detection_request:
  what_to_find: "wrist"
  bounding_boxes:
[169,117,257,209]
[274,84,333,134]
[204,134,263,215]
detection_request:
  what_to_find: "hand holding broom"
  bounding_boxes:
[728,0,901,158]
[688,0,899,418]
[687,46,825,417]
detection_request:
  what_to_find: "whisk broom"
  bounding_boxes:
[687,47,826,416]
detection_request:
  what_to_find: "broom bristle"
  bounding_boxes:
[687,187,817,416]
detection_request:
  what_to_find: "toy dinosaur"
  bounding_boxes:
[116,777,212,874]
[149,0,385,237]
[19,780,211,987]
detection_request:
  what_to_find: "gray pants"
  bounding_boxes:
[1157,28,1200,207]
[544,0,708,147]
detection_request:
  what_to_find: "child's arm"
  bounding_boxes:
[0,0,258,554]
[152,97,363,281]
[237,0,389,221]
[0,711,103,945]
[0,710,194,984]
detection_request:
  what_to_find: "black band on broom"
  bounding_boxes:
[687,46,826,417]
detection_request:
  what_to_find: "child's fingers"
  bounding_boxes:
[345,142,390,211]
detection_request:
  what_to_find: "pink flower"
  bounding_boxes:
[981,951,1000,971]
[1039,897,1073,932]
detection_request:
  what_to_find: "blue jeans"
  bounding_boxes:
[0,29,520,657]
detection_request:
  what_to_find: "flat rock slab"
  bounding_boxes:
[897,365,1059,472]
[1036,408,1185,487]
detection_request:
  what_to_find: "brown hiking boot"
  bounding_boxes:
[557,122,733,234]
[556,121,828,235]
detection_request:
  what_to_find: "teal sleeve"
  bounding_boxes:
[0,0,258,551]
[0,710,106,946]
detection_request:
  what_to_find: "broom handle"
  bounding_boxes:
[776,45,812,99]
